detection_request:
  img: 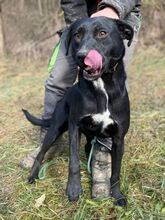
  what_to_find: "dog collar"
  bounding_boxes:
[110,62,119,72]
[108,62,119,74]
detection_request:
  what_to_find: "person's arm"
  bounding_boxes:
[61,0,88,25]
[97,0,141,19]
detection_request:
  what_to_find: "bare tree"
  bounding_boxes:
[0,0,64,61]
[0,3,4,54]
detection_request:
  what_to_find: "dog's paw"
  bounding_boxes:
[28,170,39,184]
[111,191,127,207]
[66,181,83,202]
[111,182,127,207]
[114,195,127,207]
[28,175,36,184]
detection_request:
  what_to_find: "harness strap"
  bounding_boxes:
[87,137,96,173]
[87,136,112,173]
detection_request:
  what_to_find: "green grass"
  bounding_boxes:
[0,47,165,220]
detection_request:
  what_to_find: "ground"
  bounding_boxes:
[0,46,165,220]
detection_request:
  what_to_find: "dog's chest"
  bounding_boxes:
[92,78,112,128]
[79,78,116,137]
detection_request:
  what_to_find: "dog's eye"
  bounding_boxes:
[74,33,81,42]
[97,31,108,39]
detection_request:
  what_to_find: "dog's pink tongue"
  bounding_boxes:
[84,49,102,72]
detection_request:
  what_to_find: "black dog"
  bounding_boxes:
[23,17,133,206]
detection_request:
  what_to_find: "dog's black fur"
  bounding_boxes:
[23,17,133,206]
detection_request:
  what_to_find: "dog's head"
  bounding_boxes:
[66,17,134,81]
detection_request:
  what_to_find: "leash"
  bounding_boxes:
[38,160,57,180]
[38,136,112,179]
[38,137,97,179]
[87,137,97,174]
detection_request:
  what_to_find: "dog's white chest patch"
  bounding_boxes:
[93,78,109,110]
[92,78,114,130]
[92,111,114,129]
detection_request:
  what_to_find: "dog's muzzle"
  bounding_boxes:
[83,49,103,81]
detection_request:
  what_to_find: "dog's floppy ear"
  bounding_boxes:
[115,20,134,47]
[65,25,73,56]
[65,19,85,55]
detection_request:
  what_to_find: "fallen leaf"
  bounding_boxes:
[35,194,46,208]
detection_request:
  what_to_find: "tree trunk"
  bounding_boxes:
[38,0,42,16]
[0,4,4,54]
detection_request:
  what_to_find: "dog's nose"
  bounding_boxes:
[77,50,88,64]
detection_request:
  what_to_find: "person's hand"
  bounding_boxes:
[91,7,119,19]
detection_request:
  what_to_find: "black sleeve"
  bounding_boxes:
[61,0,88,25]
[98,0,141,19]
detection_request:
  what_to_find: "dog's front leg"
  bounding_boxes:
[66,122,82,202]
[111,138,127,207]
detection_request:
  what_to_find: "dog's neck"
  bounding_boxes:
[92,78,109,114]
[79,59,127,114]
[102,60,127,94]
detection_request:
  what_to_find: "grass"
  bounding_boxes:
[0,46,165,220]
